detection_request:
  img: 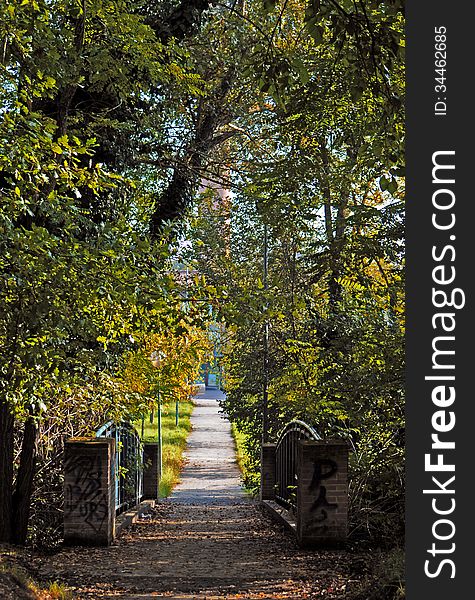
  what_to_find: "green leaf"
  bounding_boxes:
[306,22,323,45]
[263,0,277,12]
[293,57,310,85]
[387,179,398,194]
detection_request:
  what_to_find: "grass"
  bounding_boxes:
[1,551,72,600]
[350,547,405,600]
[231,424,247,474]
[372,547,405,600]
[231,424,260,496]
[33,581,73,600]
[135,398,194,498]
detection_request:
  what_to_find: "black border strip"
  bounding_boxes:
[406,1,473,596]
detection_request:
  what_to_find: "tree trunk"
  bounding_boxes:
[319,142,351,310]
[11,415,38,545]
[0,396,14,542]
[152,0,214,43]
[320,144,342,308]
[150,70,236,235]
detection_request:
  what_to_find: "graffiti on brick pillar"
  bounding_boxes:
[308,458,338,529]
[64,454,109,534]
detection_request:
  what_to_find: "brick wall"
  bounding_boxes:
[64,437,116,546]
[296,440,348,547]
[260,443,276,500]
[143,442,159,500]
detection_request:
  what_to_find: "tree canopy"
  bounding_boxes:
[0,0,404,547]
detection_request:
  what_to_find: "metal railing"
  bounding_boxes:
[96,421,144,515]
[275,420,321,512]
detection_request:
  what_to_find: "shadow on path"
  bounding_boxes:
[32,388,367,599]
[169,387,246,506]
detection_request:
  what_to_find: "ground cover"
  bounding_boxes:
[135,398,194,497]
[0,546,71,600]
[231,424,260,495]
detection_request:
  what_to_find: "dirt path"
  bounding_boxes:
[32,389,368,599]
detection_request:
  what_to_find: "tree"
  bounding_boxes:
[185,0,405,541]
[0,0,213,544]
[0,0,405,547]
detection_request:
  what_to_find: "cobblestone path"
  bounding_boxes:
[32,389,367,599]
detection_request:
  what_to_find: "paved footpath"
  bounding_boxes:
[170,387,245,506]
[32,389,367,599]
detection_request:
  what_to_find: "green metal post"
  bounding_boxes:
[175,400,179,427]
[157,388,162,480]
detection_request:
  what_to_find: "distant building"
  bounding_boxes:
[196,177,230,388]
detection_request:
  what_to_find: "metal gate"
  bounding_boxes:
[96,421,144,515]
[275,420,321,511]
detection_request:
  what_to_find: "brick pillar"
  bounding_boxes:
[296,440,348,547]
[260,443,276,500]
[64,438,116,546]
[143,442,159,500]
